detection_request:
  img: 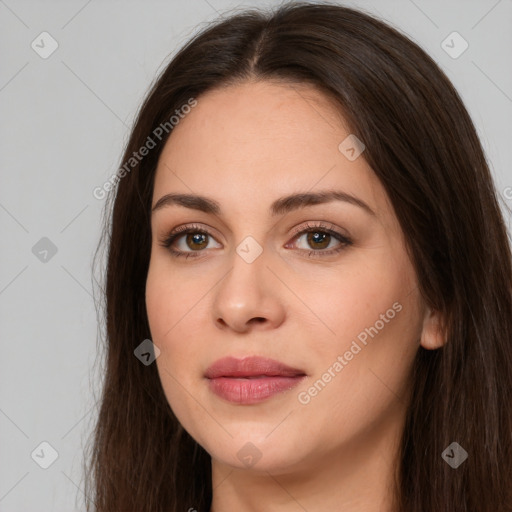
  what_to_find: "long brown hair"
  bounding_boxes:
[83,2,512,510]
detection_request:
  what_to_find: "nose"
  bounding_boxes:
[211,245,286,333]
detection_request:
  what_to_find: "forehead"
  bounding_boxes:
[152,80,385,218]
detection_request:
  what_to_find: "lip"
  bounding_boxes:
[205,356,307,404]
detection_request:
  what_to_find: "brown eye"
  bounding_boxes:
[159,224,221,259]
[184,232,209,250]
[286,222,353,259]
[304,231,331,250]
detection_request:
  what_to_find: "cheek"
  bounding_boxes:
[145,264,170,341]
[145,258,208,392]
[146,265,200,428]
[293,291,421,454]
[145,256,201,342]
[293,253,421,409]
[288,253,416,358]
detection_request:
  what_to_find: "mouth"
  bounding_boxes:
[204,356,307,404]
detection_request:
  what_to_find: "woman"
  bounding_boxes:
[84,2,512,510]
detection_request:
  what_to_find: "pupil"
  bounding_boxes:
[187,233,207,249]
[308,232,329,249]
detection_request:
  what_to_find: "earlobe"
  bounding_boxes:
[420,308,447,350]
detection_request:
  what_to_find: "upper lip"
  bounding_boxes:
[204,356,306,379]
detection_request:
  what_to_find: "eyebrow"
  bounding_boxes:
[151,190,376,217]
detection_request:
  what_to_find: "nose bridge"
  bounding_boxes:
[235,233,266,266]
[223,233,269,294]
[211,232,286,331]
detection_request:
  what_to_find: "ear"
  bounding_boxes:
[420,307,447,350]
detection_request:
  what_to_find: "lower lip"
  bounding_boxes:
[207,376,306,404]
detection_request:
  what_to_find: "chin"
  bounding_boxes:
[202,431,312,474]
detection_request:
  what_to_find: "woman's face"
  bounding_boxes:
[146,80,427,474]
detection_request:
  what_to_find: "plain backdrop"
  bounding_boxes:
[1,0,511,510]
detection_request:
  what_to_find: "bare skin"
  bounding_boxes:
[145,79,445,511]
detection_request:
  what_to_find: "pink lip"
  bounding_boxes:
[204,356,307,404]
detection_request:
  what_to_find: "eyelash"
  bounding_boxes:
[158,222,353,260]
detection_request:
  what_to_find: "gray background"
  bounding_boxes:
[1,0,511,510]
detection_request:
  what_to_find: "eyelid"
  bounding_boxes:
[288,221,349,240]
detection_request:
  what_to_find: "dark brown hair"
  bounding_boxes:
[83,2,512,510]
